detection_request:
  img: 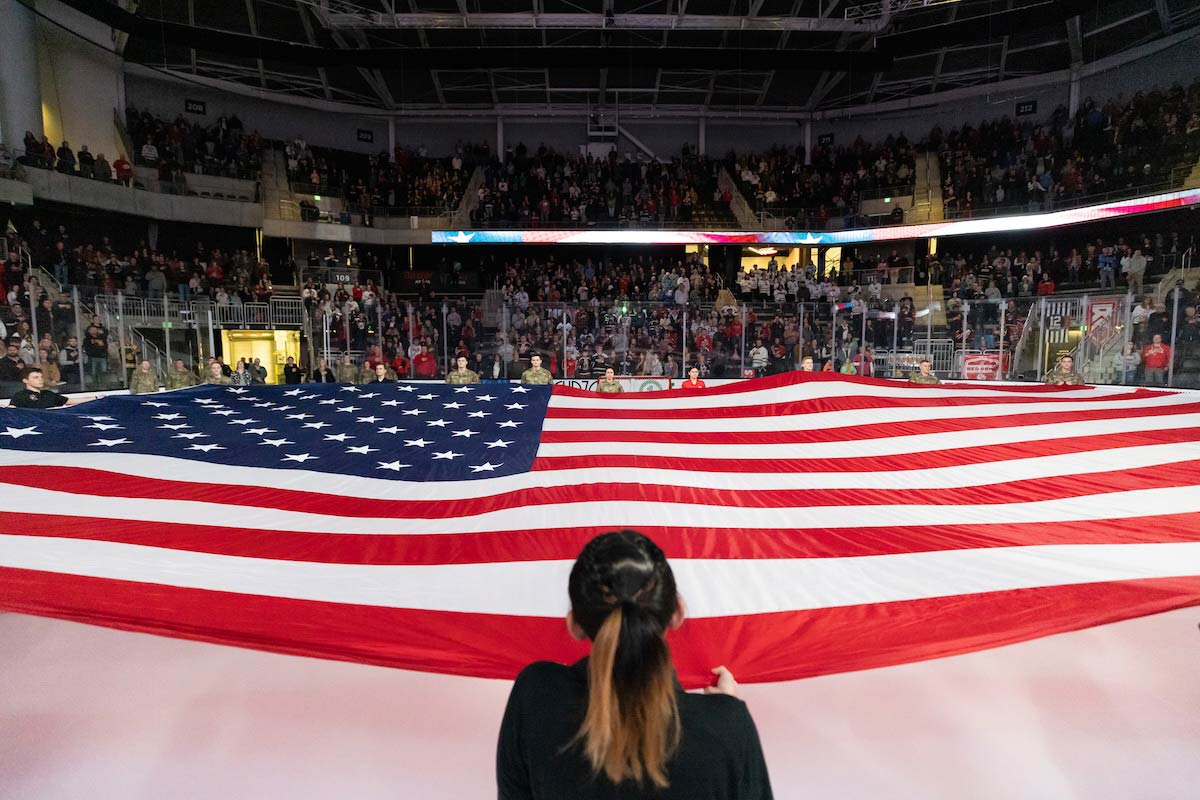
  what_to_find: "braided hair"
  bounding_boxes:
[567,530,681,788]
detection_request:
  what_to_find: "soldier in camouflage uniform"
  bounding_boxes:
[1044,355,1084,386]
[595,367,624,393]
[205,361,232,385]
[520,353,553,385]
[908,358,942,385]
[335,353,357,383]
[128,359,159,394]
[357,361,377,385]
[446,355,481,385]
[165,359,199,390]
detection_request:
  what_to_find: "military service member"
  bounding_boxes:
[1044,354,1084,386]
[205,360,232,385]
[335,353,358,383]
[520,353,553,385]
[446,355,481,385]
[166,358,199,390]
[128,359,159,394]
[908,358,942,385]
[595,366,623,393]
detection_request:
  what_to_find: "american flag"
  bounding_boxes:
[2,373,1200,688]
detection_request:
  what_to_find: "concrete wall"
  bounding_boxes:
[24,168,263,228]
[124,73,390,155]
[36,0,124,164]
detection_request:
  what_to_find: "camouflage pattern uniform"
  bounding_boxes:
[908,370,942,385]
[1043,367,1084,385]
[595,378,624,393]
[520,366,553,385]
[205,372,233,386]
[128,370,159,394]
[357,364,377,385]
[335,361,358,383]
[165,368,199,390]
[446,368,481,385]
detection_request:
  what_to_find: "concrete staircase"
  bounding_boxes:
[910,152,943,223]
[1184,154,1200,189]
[261,147,297,220]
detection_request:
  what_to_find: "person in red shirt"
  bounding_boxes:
[679,366,706,391]
[1141,334,1171,385]
[391,353,410,378]
[413,345,437,379]
[1037,273,1056,296]
[113,154,133,186]
[563,354,577,378]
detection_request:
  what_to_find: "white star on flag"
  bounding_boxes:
[497,420,522,428]
[381,400,401,407]
[469,462,502,473]
[2,426,41,439]
[302,422,332,429]
[356,416,382,424]
[324,433,354,442]
[188,444,224,452]
[485,439,513,449]
[432,451,462,460]
[451,429,479,438]
[86,423,123,431]
[336,406,360,413]
[377,426,403,434]
[282,453,318,463]
[404,438,432,448]
[377,461,410,471]
[88,438,132,447]
[347,445,379,455]
[260,438,294,447]
[426,419,451,428]
[173,433,208,440]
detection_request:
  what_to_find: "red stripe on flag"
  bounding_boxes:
[5,511,1200,564]
[541,401,1200,443]
[3,566,1198,686]
[5,456,1200,522]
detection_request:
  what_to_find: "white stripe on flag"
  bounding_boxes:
[535,413,1200,459]
[1,534,1199,617]
[3,483,1200,535]
[542,392,1198,432]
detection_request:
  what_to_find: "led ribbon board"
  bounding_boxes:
[433,187,1200,245]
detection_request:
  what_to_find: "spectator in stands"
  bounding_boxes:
[113,154,133,186]
[9,366,68,408]
[1113,341,1141,384]
[0,340,24,383]
[1142,334,1171,385]
[76,146,95,179]
[35,348,61,386]
[56,142,76,174]
[57,335,82,386]
[335,353,357,383]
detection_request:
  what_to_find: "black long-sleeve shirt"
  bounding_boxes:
[498,658,772,800]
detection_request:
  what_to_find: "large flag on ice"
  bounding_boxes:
[2,373,1200,687]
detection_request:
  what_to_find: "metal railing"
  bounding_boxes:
[93,294,306,329]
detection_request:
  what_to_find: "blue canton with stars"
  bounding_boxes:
[0,383,552,481]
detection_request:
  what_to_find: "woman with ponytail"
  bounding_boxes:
[497,530,772,799]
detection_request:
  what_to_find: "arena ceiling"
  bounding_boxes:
[77,0,1200,112]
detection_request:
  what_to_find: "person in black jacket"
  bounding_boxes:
[497,530,772,799]
[9,367,69,408]
[283,356,304,384]
[309,357,336,383]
